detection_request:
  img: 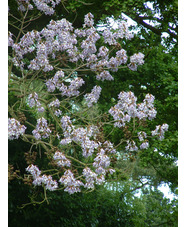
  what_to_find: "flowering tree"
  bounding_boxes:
[8,0,169,206]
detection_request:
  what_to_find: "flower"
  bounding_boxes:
[26,164,58,191]
[32,117,51,140]
[109,91,157,127]
[8,118,26,140]
[82,167,97,189]
[96,70,114,81]
[84,85,102,107]
[140,141,149,149]
[125,140,138,152]
[53,151,71,167]
[26,164,41,179]
[93,149,110,168]
[83,13,94,28]
[59,170,83,194]
[151,123,169,140]
[138,131,147,141]
[27,92,44,112]
[32,0,61,15]
[128,52,145,71]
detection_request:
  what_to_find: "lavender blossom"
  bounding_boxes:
[8,32,14,47]
[138,131,147,141]
[140,141,149,150]
[151,123,169,140]
[82,167,97,189]
[93,149,110,169]
[8,118,26,140]
[53,151,71,167]
[32,0,61,15]
[26,164,58,191]
[59,170,84,194]
[128,52,145,71]
[32,117,51,140]
[97,46,109,59]
[96,70,114,81]
[83,13,94,28]
[84,85,102,107]
[26,164,41,179]
[48,99,60,108]
[125,140,138,152]
[116,49,128,65]
[27,92,44,112]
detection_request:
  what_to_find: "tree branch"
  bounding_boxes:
[124,12,178,40]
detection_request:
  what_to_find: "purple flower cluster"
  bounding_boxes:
[59,78,85,97]
[114,21,134,40]
[140,141,149,150]
[92,147,115,180]
[10,10,144,84]
[138,131,147,141]
[137,94,157,120]
[96,70,114,81]
[17,0,61,15]
[26,164,41,178]
[125,140,138,152]
[46,71,85,97]
[109,91,136,128]
[60,116,74,140]
[128,52,145,71]
[48,99,60,107]
[28,92,44,112]
[82,167,98,189]
[59,170,84,194]
[13,30,40,60]
[102,28,117,46]
[29,43,53,72]
[84,85,102,107]
[126,137,149,152]
[103,140,116,154]
[81,137,99,157]
[138,131,149,150]
[101,20,133,46]
[26,18,76,71]
[46,71,65,92]
[109,91,157,128]
[60,116,99,157]
[53,151,71,167]
[32,0,61,15]
[83,12,94,28]
[32,117,51,140]
[16,0,33,12]
[60,117,117,174]
[8,118,26,140]
[83,160,115,189]
[8,32,14,47]
[26,164,58,191]
[97,46,109,58]
[48,99,62,116]
[151,123,169,140]
[80,28,100,61]
[93,149,110,169]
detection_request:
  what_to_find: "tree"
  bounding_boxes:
[8,0,177,226]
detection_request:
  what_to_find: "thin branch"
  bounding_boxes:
[123,12,178,40]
